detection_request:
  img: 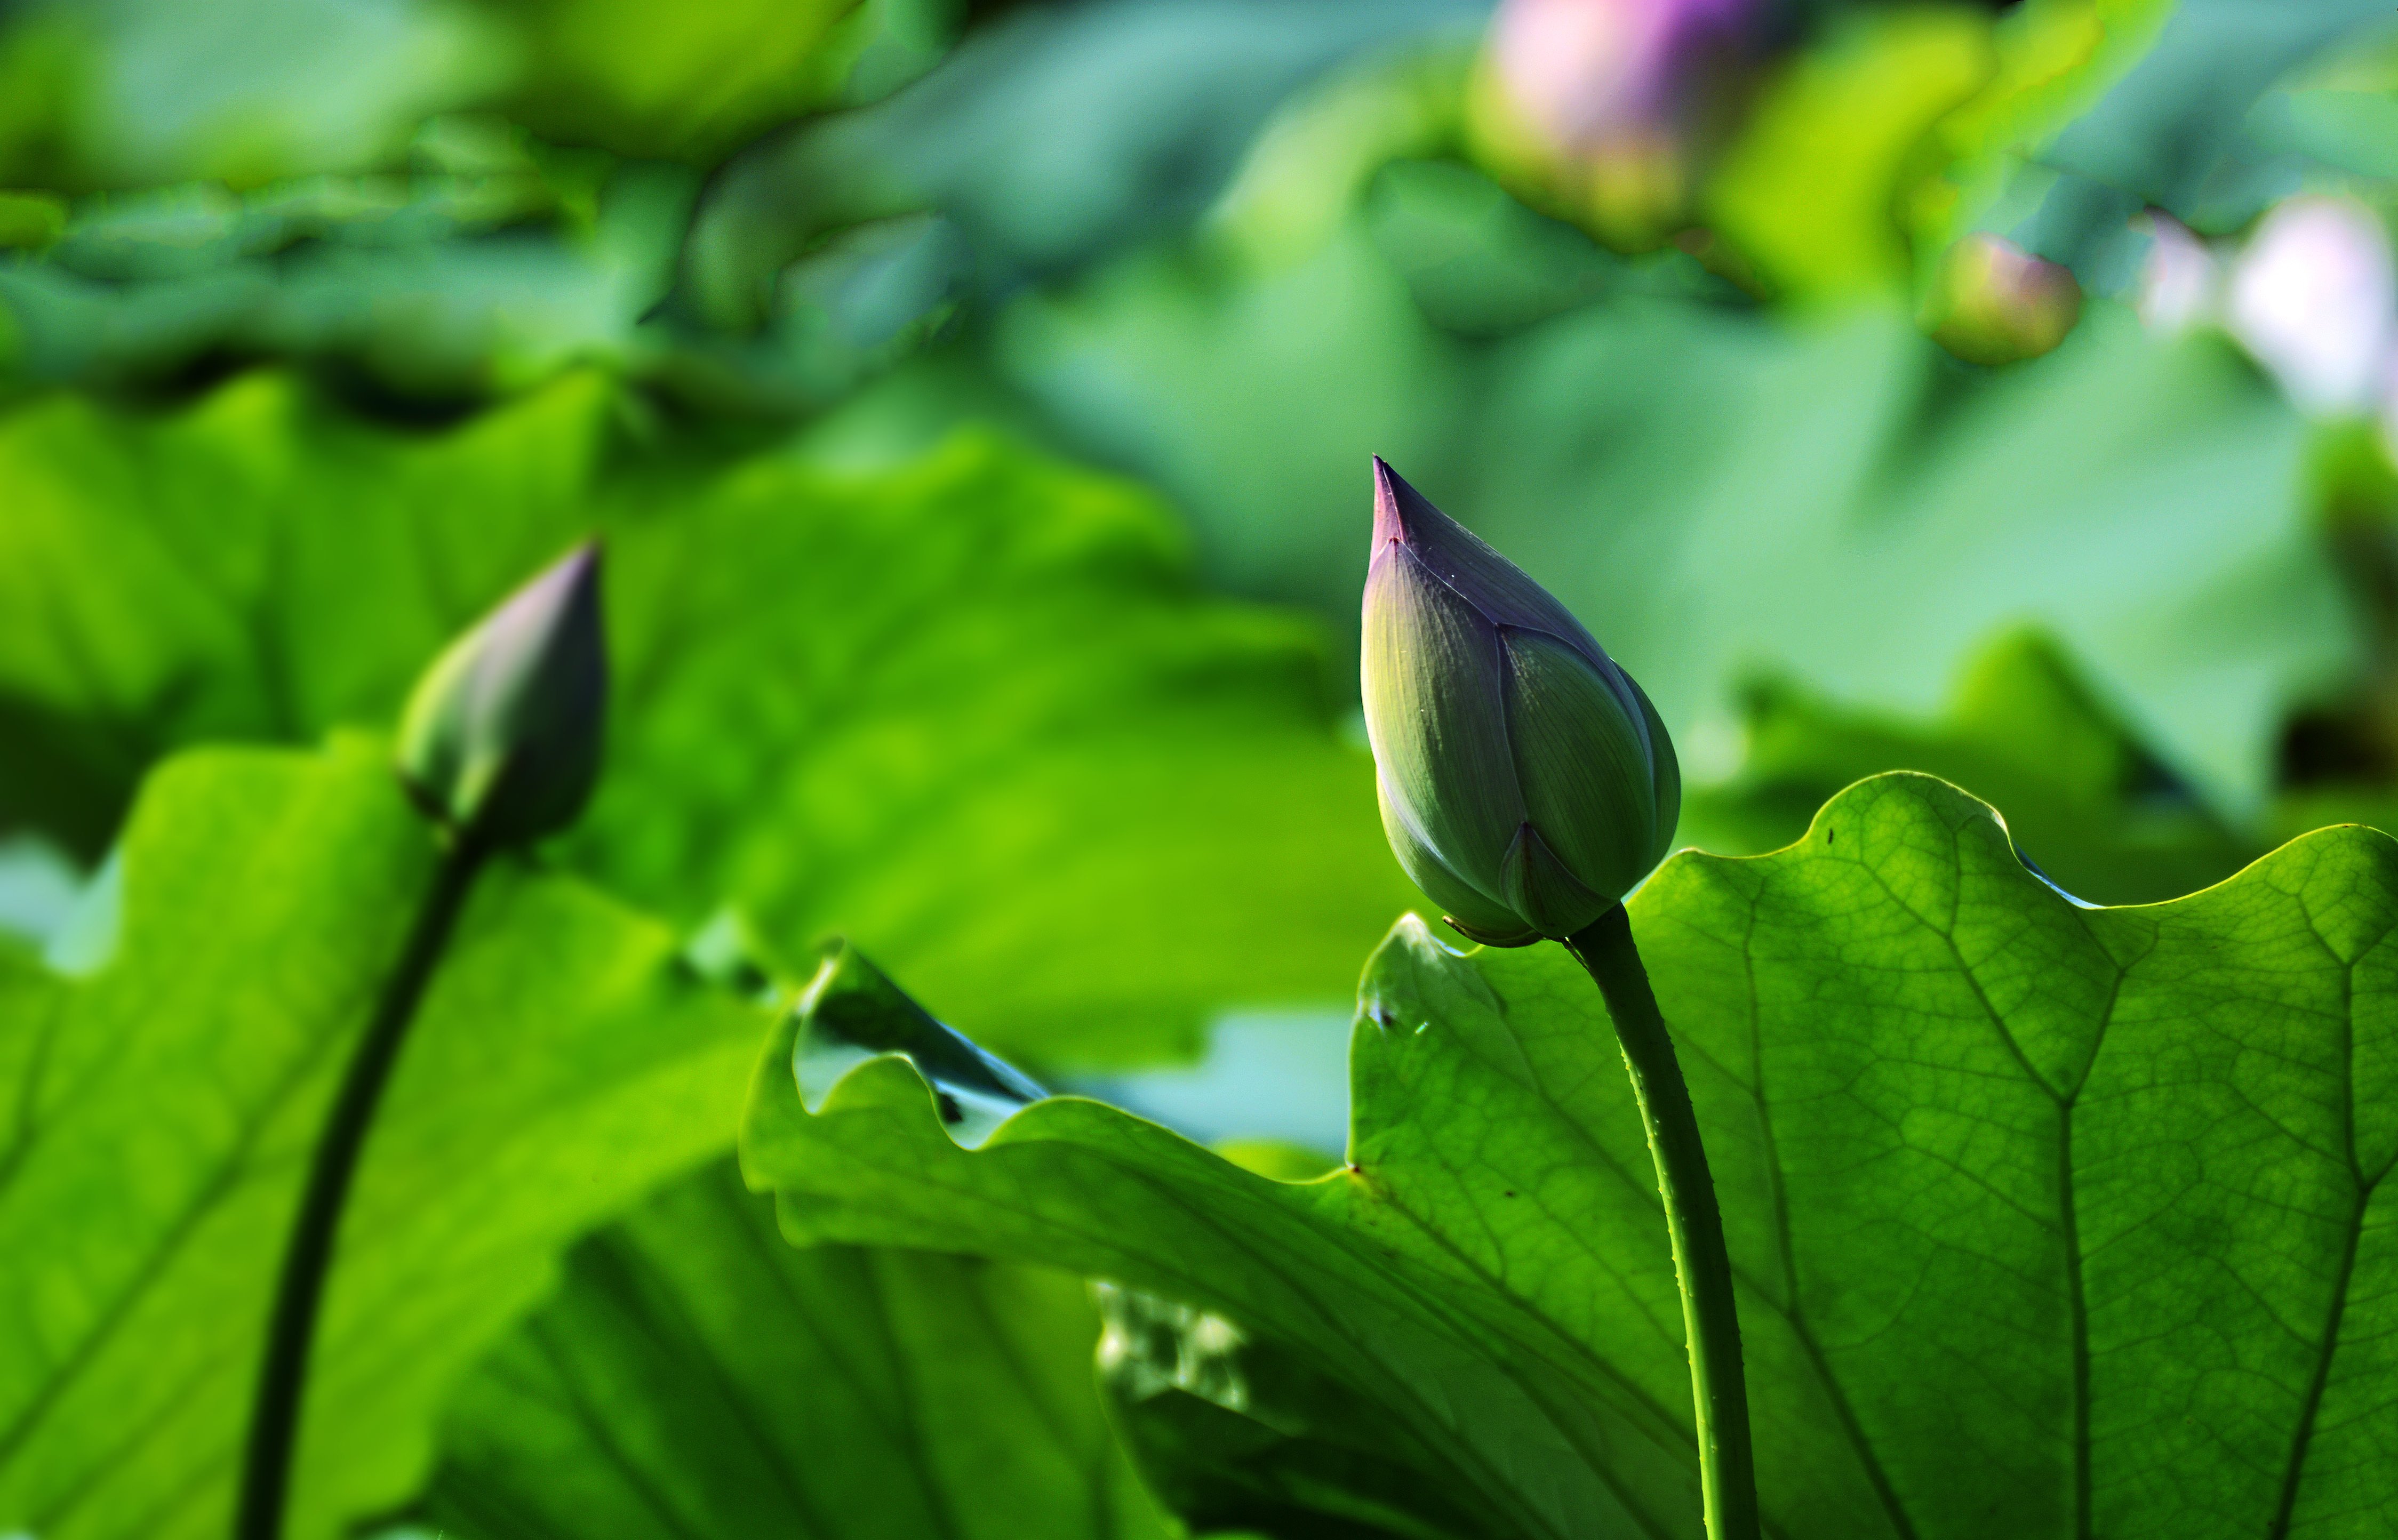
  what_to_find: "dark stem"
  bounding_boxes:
[1563,905,1760,1540]
[235,838,487,1540]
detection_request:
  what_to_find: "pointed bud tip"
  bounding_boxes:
[1371,455,1438,551]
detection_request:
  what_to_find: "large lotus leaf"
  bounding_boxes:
[0,735,770,1540]
[417,1157,1171,1539]
[0,372,1418,1062]
[744,771,2398,1539]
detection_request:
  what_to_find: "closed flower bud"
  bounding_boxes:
[396,542,607,849]
[1362,459,1677,945]
[1924,234,2082,367]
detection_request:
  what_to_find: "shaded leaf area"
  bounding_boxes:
[1097,1283,1485,1540]
[1683,631,2259,906]
[419,1158,1172,1540]
[0,372,1418,1062]
[0,737,769,1540]
[742,772,2398,1540]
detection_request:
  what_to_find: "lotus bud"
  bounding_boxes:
[396,542,607,850]
[1361,459,1678,946]
[1473,0,1758,248]
[1924,234,2082,367]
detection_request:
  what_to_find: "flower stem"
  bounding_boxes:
[1563,904,1760,1540]
[235,838,486,1540]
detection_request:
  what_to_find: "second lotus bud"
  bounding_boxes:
[1362,459,1677,945]
[396,542,608,851]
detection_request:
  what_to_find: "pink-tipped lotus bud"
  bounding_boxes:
[1361,459,1678,945]
[396,542,607,849]
[1477,0,1758,248]
[1492,0,1754,151]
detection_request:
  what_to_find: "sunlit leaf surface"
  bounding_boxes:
[745,772,2398,1539]
[0,737,767,1540]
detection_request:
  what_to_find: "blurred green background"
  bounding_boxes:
[8,0,2398,1074]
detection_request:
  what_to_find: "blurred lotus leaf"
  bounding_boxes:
[0,0,513,190]
[1911,0,2395,303]
[0,372,1421,1063]
[0,736,769,1540]
[1704,4,1996,300]
[0,0,956,189]
[675,0,1486,330]
[746,773,2398,1538]
[474,0,866,162]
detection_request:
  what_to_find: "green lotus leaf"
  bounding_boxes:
[742,771,2398,1539]
[0,737,768,1540]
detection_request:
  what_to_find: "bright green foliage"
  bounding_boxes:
[0,736,769,1540]
[1684,631,2257,905]
[0,373,1419,1062]
[1705,6,1996,298]
[0,0,912,189]
[420,1158,1173,1539]
[744,771,2398,1539]
[478,0,866,161]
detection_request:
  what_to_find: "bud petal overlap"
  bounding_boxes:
[1362,459,1677,943]
[396,542,608,849]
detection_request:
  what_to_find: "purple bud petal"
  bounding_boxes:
[1363,535,1526,901]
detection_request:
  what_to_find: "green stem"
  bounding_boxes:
[235,838,486,1540]
[1564,905,1760,1540]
